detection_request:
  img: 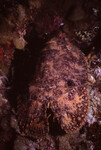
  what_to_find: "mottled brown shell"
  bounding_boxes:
[17,34,88,138]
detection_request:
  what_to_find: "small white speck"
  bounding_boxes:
[99,120,101,125]
[92,8,99,16]
[87,112,96,125]
[60,22,64,26]
[88,74,96,83]
[89,144,94,150]
[94,67,101,77]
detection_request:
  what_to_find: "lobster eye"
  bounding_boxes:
[67,79,75,87]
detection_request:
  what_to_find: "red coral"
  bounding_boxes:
[0,46,4,59]
[0,40,14,65]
